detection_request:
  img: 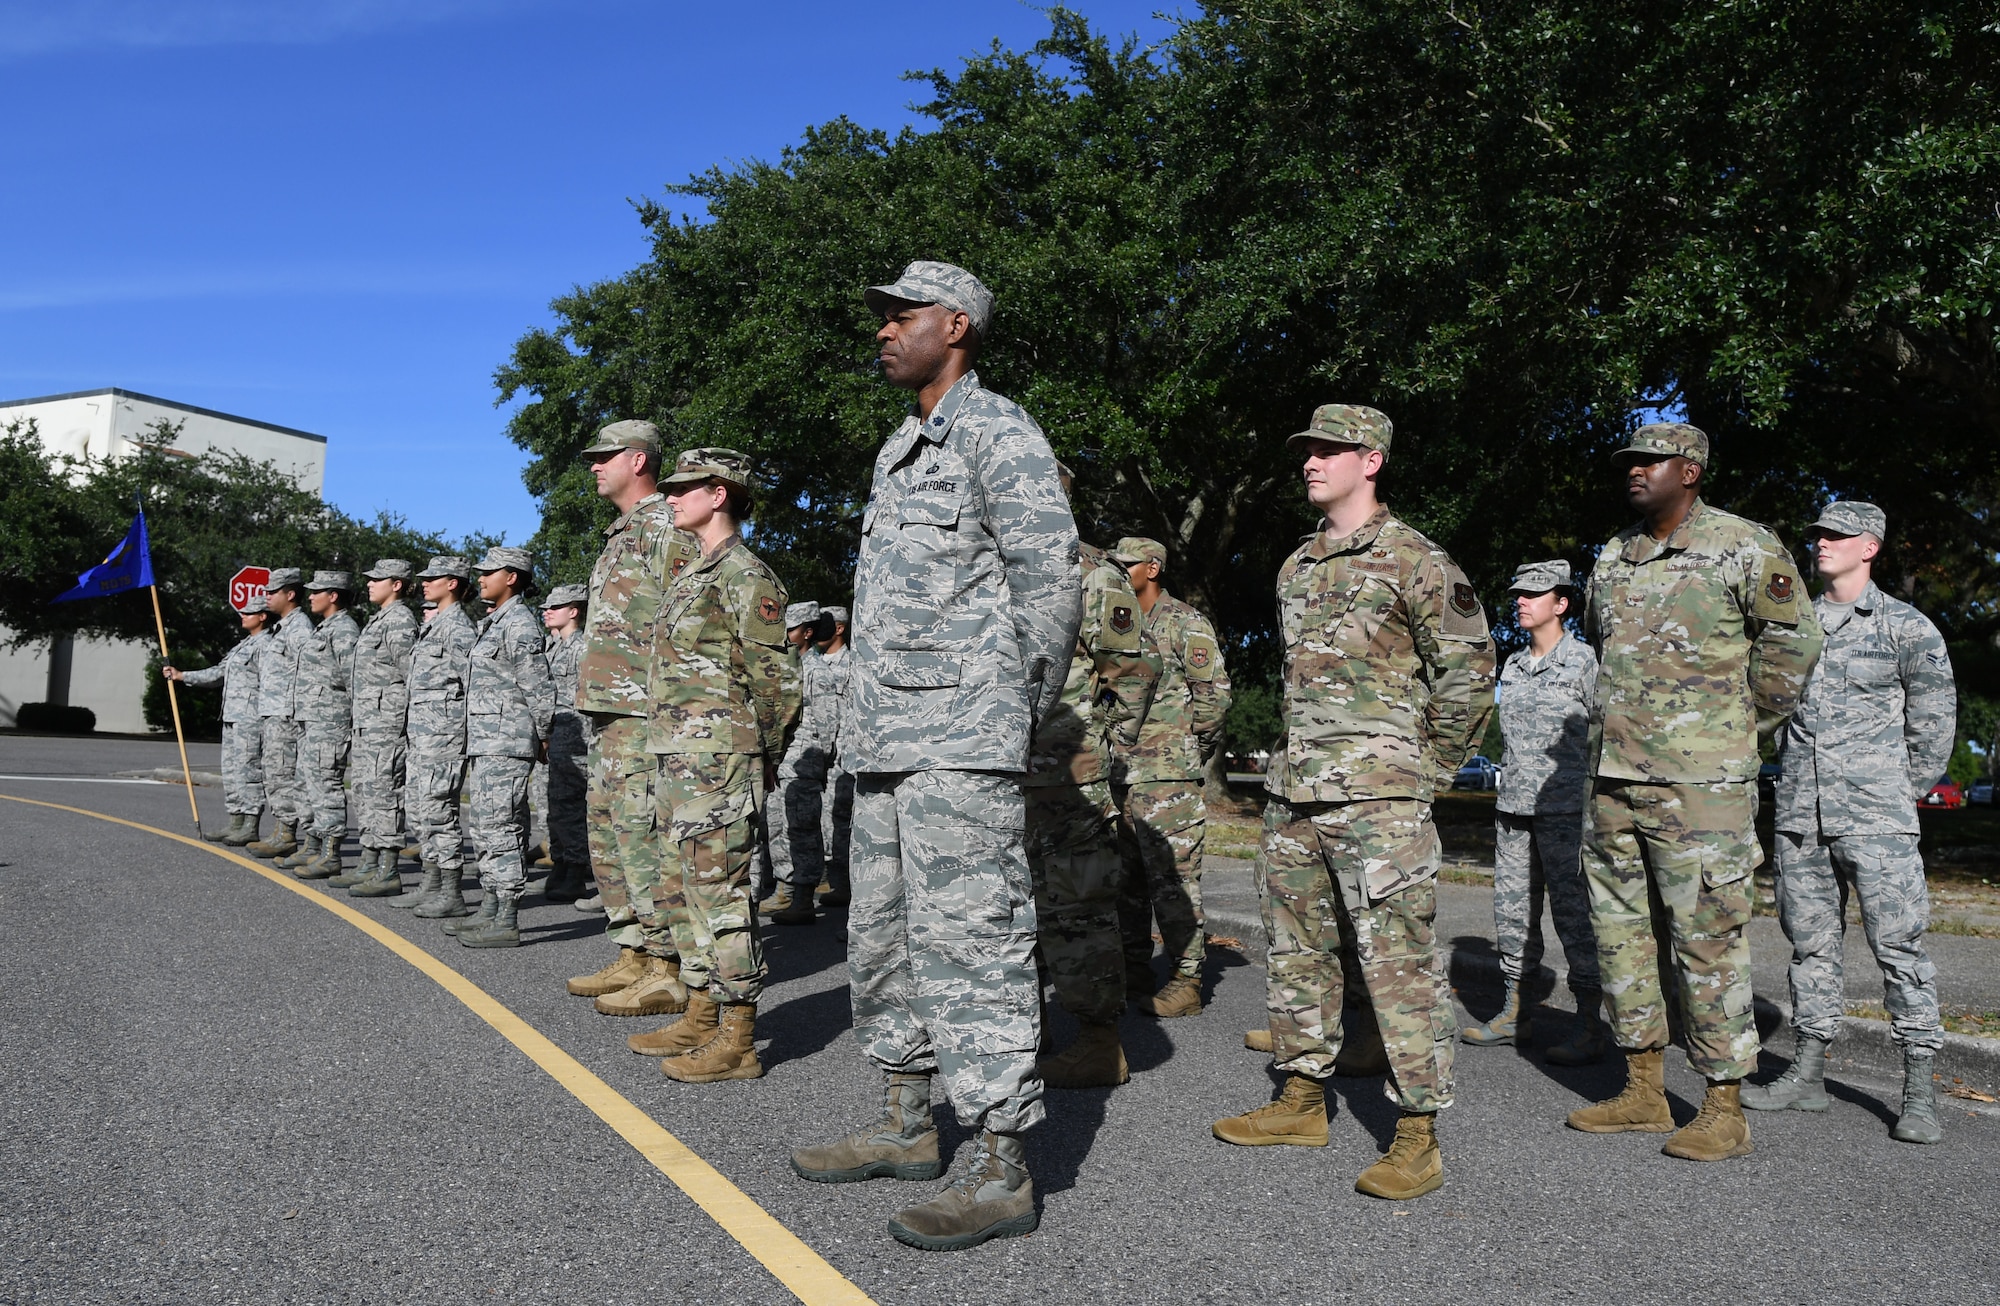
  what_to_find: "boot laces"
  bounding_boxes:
[946,1136,999,1195]
[1902,1064,1937,1118]
[1383,1118,1430,1166]
[1686,1088,1732,1132]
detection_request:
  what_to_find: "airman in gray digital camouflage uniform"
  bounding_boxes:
[341,560,420,898]
[246,570,311,859]
[285,570,361,880]
[164,594,273,847]
[810,604,855,904]
[763,600,828,925]
[1745,501,1956,1144]
[790,261,1082,1254]
[401,557,480,917]
[1459,559,1605,1062]
[539,583,593,903]
[1569,422,1823,1162]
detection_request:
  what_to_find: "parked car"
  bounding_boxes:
[1969,780,1995,806]
[1921,777,1966,809]
[1455,755,1500,791]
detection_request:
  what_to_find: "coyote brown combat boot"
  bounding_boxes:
[1212,1073,1328,1147]
[1355,1112,1443,1200]
[1245,1028,1274,1053]
[887,1130,1037,1252]
[1036,1022,1128,1088]
[790,1074,944,1183]
[659,1002,763,1082]
[628,987,718,1056]
[1142,974,1203,1019]
[569,947,646,997]
[1662,1081,1754,1160]
[1567,1047,1674,1133]
[594,955,688,1016]
[758,886,794,917]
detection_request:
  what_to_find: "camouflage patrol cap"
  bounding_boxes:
[1108,537,1169,571]
[474,545,534,577]
[581,419,662,458]
[661,446,754,490]
[362,558,412,581]
[305,570,351,592]
[1615,422,1710,468]
[239,593,269,614]
[822,605,849,625]
[1287,404,1394,456]
[416,555,471,580]
[1507,559,1574,594]
[784,601,821,628]
[1810,500,1887,540]
[266,567,303,590]
[541,583,588,609]
[864,261,995,337]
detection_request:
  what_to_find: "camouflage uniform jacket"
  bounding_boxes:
[179,629,271,724]
[259,607,312,718]
[546,628,588,731]
[645,535,793,758]
[1584,498,1824,784]
[406,602,477,756]
[1776,581,1956,836]
[1116,591,1232,784]
[804,644,852,755]
[466,595,554,759]
[1028,543,1161,787]
[578,492,700,717]
[1265,505,1497,804]
[350,602,418,734]
[1495,631,1597,815]
[294,609,361,725]
[847,369,1084,774]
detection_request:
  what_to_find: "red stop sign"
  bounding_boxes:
[229,566,270,612]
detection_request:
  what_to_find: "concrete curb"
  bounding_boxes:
[114,768,226,787]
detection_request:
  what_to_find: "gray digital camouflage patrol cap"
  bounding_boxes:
[474,545,534,576]
[1287,404,1394,456]
[821,605,849,625]
[265,567,303,590]
[1108,537,1168,571]
[784,601,821,628]
[305,569,351,592]
[661,446,754,490]
[864,261,995,337]
[363,558,412,580]
[541,583,588,608]
[1810,500,1887,540]
[1614,421,1709,468]
[580,419,662,457]
[239,593,269,614]
[1507,559,1574,594]
[417,555,471,580]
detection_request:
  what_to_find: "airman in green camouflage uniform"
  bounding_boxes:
[791,263,1080,1253]
[246,571,311,859]
[1569,422,1823,1162]
[1105,537,1232,1020]
[635,447,793,1084]
[1746,501,1956,1144]
[164,595,272,846]
[1214,404,1493,1206]
[402,558,479,917]
[538,583,593,903]
[287,571,361,880]
[342,560,420,897]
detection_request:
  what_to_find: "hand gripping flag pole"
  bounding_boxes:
[52,508,201,831]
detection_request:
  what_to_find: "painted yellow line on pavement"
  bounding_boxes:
[0,792,876,1306]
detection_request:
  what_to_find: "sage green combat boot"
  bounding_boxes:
[349,849,404,898]
[247,821,297,858]
[416,865,472,919]
[1460,979,1528,1047]
[298,835,342,881]
[277,832,319,870]
[458,891,521,948]
[887,1130,1037,1251]
[390,856,441,910]
[204,814,239,843]
[224,813,262,847]
[1892,1051,1943,1144]
[329,846,374,888]
[441,892,496,936]
[1741,1034,1832,1112]
[791,1073,944,1183]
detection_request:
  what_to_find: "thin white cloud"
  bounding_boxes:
[0,0,554,57]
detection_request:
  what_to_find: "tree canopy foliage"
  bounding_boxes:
[496,0,1999,752]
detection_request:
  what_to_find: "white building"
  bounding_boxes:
[0,388,328,734]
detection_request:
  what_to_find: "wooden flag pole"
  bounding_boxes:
[149,583,202,831]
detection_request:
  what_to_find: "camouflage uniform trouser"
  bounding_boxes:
[824,765,854,893]
[406,751,467,871]
[1261,796,1456,1112]
[299,719,353,841]
[545,717,591,869]
[1114,780,1207,981]
[466,754,534,895]
[1491,810,1600,994]
[657,752,764,1003]
[220,720,265,817]
[1584,780,1759,1080]
[850,770,1043,1134]
[770,736,829,891]
[1026,778,1126,1026]
[349,729,406,851]
[586,714,675,957]
[259,716,302,826]
[1775,828,1942,1052]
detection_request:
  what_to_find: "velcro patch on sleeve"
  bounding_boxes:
[1750,555,1802,623]
[1437,563,1488,640]
[1184,634,1218,681]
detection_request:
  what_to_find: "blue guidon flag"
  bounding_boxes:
[52,509,155,603]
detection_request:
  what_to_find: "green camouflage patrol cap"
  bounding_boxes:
[541,583,588,609]
[305,569,351,591]
[580,419,662,458]
[1507,559,1573,594]
[362,558,412,581]
[1286,404,1394,456]
[1614,421,1709,468]
[416,555,471,580]
[864,261,995,337]
[1810,500,1887,540]
[822,605,849,625]
[474,545,534,576]
[265,567,304,590]
[1107,537,1168,571]
[661,446,754,490]
[784,601,821,628]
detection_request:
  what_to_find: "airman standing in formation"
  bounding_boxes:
[1106,536,1231,1020]
[1214,404,1494,1205]
[539,583,594,904]
[164,594,273,846]
[763,600,829,926]
[246,570,311,859]
[808,604,855,907]
[1459,560,1606,1061]
[401,557,479,917]
[287,570,361,880]
[340,560,420,898]
[1569,423,1823,1160]
[1747,501,1956,1143]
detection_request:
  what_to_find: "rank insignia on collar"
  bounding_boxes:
[1109,605,1134,634]
[1767,573,1794,603]
[1450,582,1478,617]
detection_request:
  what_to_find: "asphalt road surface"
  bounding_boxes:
[3,735,1996,1305]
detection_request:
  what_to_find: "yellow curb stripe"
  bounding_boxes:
[0,792,875,1306]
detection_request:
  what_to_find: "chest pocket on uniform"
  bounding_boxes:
[879,480,967,652]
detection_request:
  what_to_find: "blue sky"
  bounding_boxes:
[0,1,1179,546]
